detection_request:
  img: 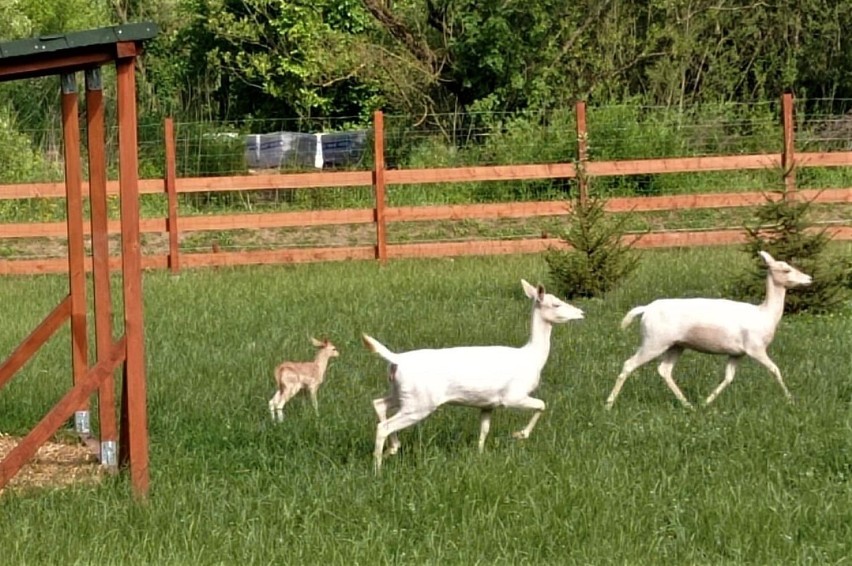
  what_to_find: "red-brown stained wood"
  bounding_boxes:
[0,255,169,275]
[782,92,796,196]
[585,154,781,176]
[164,118,180,273]
[177,171,373,192]
[61,79,89,408]
[85,70,118,449]
[386,201,572,223]
[179,209,373,231]
[116,58,149,499]
[576,101,589,203]
[385,163,578,185]
[179,246,375,268]
[0,52,115,82]
[0,338,126,491]
[795,152,852,167]
[0,179,164,199]
[373,111,388,261]
[0,296,72,391]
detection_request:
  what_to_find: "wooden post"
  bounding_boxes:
[575,100,589,203]
[60,73,89,419]
[781,92,796,198]
[373,110,388,262]
[164,117,180,273]
[116,56,150,499]
[85,67,117,466]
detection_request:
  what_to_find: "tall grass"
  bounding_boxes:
[0,247,850,564]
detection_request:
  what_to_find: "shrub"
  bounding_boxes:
[730,191,852,314]
[544,194,640,298]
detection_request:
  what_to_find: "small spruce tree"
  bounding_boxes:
[731,191,851,314]
[544,194,640,299]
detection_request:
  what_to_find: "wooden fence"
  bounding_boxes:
[1,94,851,276]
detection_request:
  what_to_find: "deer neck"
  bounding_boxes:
[527,305,553,367]
[760,273,787,326]
[314,352,332,378]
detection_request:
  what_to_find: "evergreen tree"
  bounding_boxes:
[731,191,851,314]
[544,194,640,299]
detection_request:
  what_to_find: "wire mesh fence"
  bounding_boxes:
[3,98,852,211]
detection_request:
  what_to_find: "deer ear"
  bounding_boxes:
[758,251,775,265]
[521,279,538,299]
[310,337,324,347]
[536,284,546,301]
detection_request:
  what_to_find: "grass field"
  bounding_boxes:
[0,247,850,564]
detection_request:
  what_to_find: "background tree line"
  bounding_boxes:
[2,0,852,128]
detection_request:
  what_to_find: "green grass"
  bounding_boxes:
[0,247,850,564]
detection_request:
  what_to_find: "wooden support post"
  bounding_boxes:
[164,117,180,273]
[60,73,89,421]
[575,100,589,203]
[115,57,150,499]
[85,67,118,466]
[373,110,388,262]
[781,92,796,198]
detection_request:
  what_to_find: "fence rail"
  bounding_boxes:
[1,95,852,275]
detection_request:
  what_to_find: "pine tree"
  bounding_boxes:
[544,194,640,299]
[731,191,851,314]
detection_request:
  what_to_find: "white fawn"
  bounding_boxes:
[269,337,339,421]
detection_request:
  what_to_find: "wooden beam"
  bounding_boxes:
[373,111,388,261]
[585,154,781,176]
[164,117,180,273]
[85,67,118,460]
[385,163,578,185]
[60,73,89,410]
[178,246,376,268]
[0,337,126,491]
[0,296,72,391]
[782,92,796,196]
[116,57,149,499]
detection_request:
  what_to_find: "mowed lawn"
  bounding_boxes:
[0,247,850,564]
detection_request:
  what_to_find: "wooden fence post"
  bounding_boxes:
[373,110,388,262]
[781,92,796,198]
[575,100,589,203]
[164,117,180,273]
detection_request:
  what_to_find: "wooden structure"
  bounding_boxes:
[0,23,157,498]
[0,96,851,274]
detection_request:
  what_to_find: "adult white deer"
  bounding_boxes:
[363,279,584,473]
[605,251,812,409]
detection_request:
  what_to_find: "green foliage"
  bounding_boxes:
[731,192,852,314]
[0,109,60,183]
[545,194,640,298]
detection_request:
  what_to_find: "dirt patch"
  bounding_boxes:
[0,432,105,495]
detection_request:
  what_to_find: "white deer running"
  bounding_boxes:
[605,251,812,409]
[363,279,584,473]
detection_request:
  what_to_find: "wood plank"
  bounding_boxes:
[179,209,374,232]
[0,179,164,199]
[0,337,126,491]
[164,118,180,273]
[795,152,852,168]
[179,246,375,267]
[0,255,168,275]
[385,163,578,185]
[0,218,165,239]
[176,171,373,193]
[373,111,388,261]
[0,295,72,391]
[387,201,571,222]
[585,154,781,176]
[116,57,149,498]
[85,68,117,451]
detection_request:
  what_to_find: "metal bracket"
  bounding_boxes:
[60,73,77,95]
[85,67,102,91]
[100,441,117,467]
[74,410,90,435]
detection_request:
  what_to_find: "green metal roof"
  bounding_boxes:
[0,22,158,61]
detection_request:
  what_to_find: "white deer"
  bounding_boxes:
[362,279,584,473]
[605,251,812,409]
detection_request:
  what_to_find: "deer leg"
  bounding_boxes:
[657,346,692,409]
[606,344,670,409]
[749,350,793,402]
[704,356,740,406]
[478,409,493,453]
[508,397,546,440]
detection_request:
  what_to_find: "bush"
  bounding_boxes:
[730,191,852,314]
[544,194,640,298]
